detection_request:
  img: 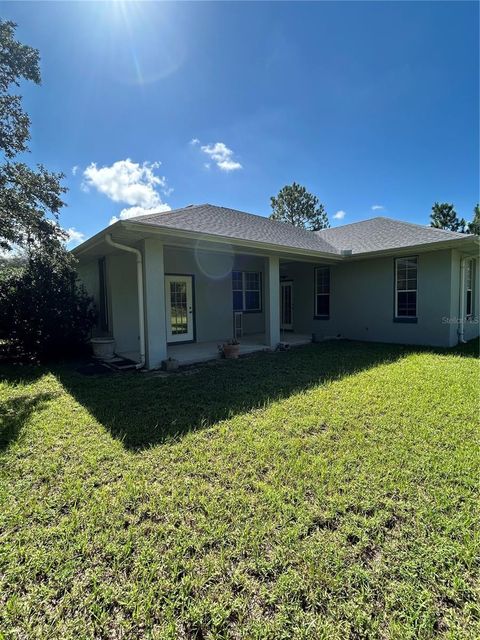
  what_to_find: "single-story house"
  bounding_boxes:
[74,204,479,368]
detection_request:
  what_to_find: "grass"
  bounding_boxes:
[0,339,479,639]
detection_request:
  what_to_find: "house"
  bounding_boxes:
[74,204,479,368]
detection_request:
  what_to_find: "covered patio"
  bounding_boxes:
[75,212,340,369]
[167,332,312,366]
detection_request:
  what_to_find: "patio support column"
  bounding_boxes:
[143,238,168,369]
[265,255,281,348]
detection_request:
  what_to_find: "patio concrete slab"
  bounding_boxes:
[167,333,311,366]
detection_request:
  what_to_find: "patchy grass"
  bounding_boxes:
[0,339,479,639]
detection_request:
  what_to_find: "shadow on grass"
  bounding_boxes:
[52,338,480,451]
[446,336,480,358]
[0,392,56,451]
[1,338,476,452]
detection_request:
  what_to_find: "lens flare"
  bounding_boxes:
[194,240,235,281]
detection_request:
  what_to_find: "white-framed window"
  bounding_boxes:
[395,256,418,318]
[232,271,262,312]
[314,267,330,317]
[466,259,474,319]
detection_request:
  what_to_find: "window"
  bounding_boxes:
[395,256,417,318]
[314,267,330,317]
[98,257,109,332]
[232,271,261,312]
[466,259,474,318]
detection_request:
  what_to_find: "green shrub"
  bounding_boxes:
[0,248,96,361]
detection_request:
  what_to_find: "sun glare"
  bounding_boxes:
[95,1,186,86]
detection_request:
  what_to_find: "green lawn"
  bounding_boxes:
[0,340,479,639]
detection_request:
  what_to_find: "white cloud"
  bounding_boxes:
[204,162,211,170]
[109,204,171,226]
[83,159,169,206]
[190,138,200,146]
[200,142,242,172]
[65,227,85,248]
[218,159,243,171]
[333,210,346,220]
[371,204,385,211]
[82,159,171,223]
[72,165,79,176]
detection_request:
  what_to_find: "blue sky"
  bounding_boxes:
[4,1,479,246]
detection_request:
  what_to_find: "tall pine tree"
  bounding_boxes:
[468,204,480,236]
[429,202,466,233]
[270,182,329,231]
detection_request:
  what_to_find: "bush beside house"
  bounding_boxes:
[0,249,96,361]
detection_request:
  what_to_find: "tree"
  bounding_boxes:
[0,20,66,253]
[0,21,95,359]
[468,203,480,236]
[270,182,329,231]
[0,245,96,360]
[429,202,466,233]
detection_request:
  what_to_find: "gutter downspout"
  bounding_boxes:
[105,234,146,369]
[458,256,467,344]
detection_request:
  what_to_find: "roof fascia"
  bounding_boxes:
[72,221,124,256]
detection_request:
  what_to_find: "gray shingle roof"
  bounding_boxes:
[125,205,473,257]
[316,217,471,254]
[129,204,340,254]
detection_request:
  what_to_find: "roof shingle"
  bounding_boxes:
[316,217,470,254]
[125,205,474,256]
[129,204,340,254]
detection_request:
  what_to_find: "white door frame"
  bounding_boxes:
[165,275,194,343]
[280,280,293,330]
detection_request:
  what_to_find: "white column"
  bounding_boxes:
[143,238,167,369]
[265,255,280,348]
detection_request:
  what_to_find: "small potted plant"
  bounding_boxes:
[219,338,240,359]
